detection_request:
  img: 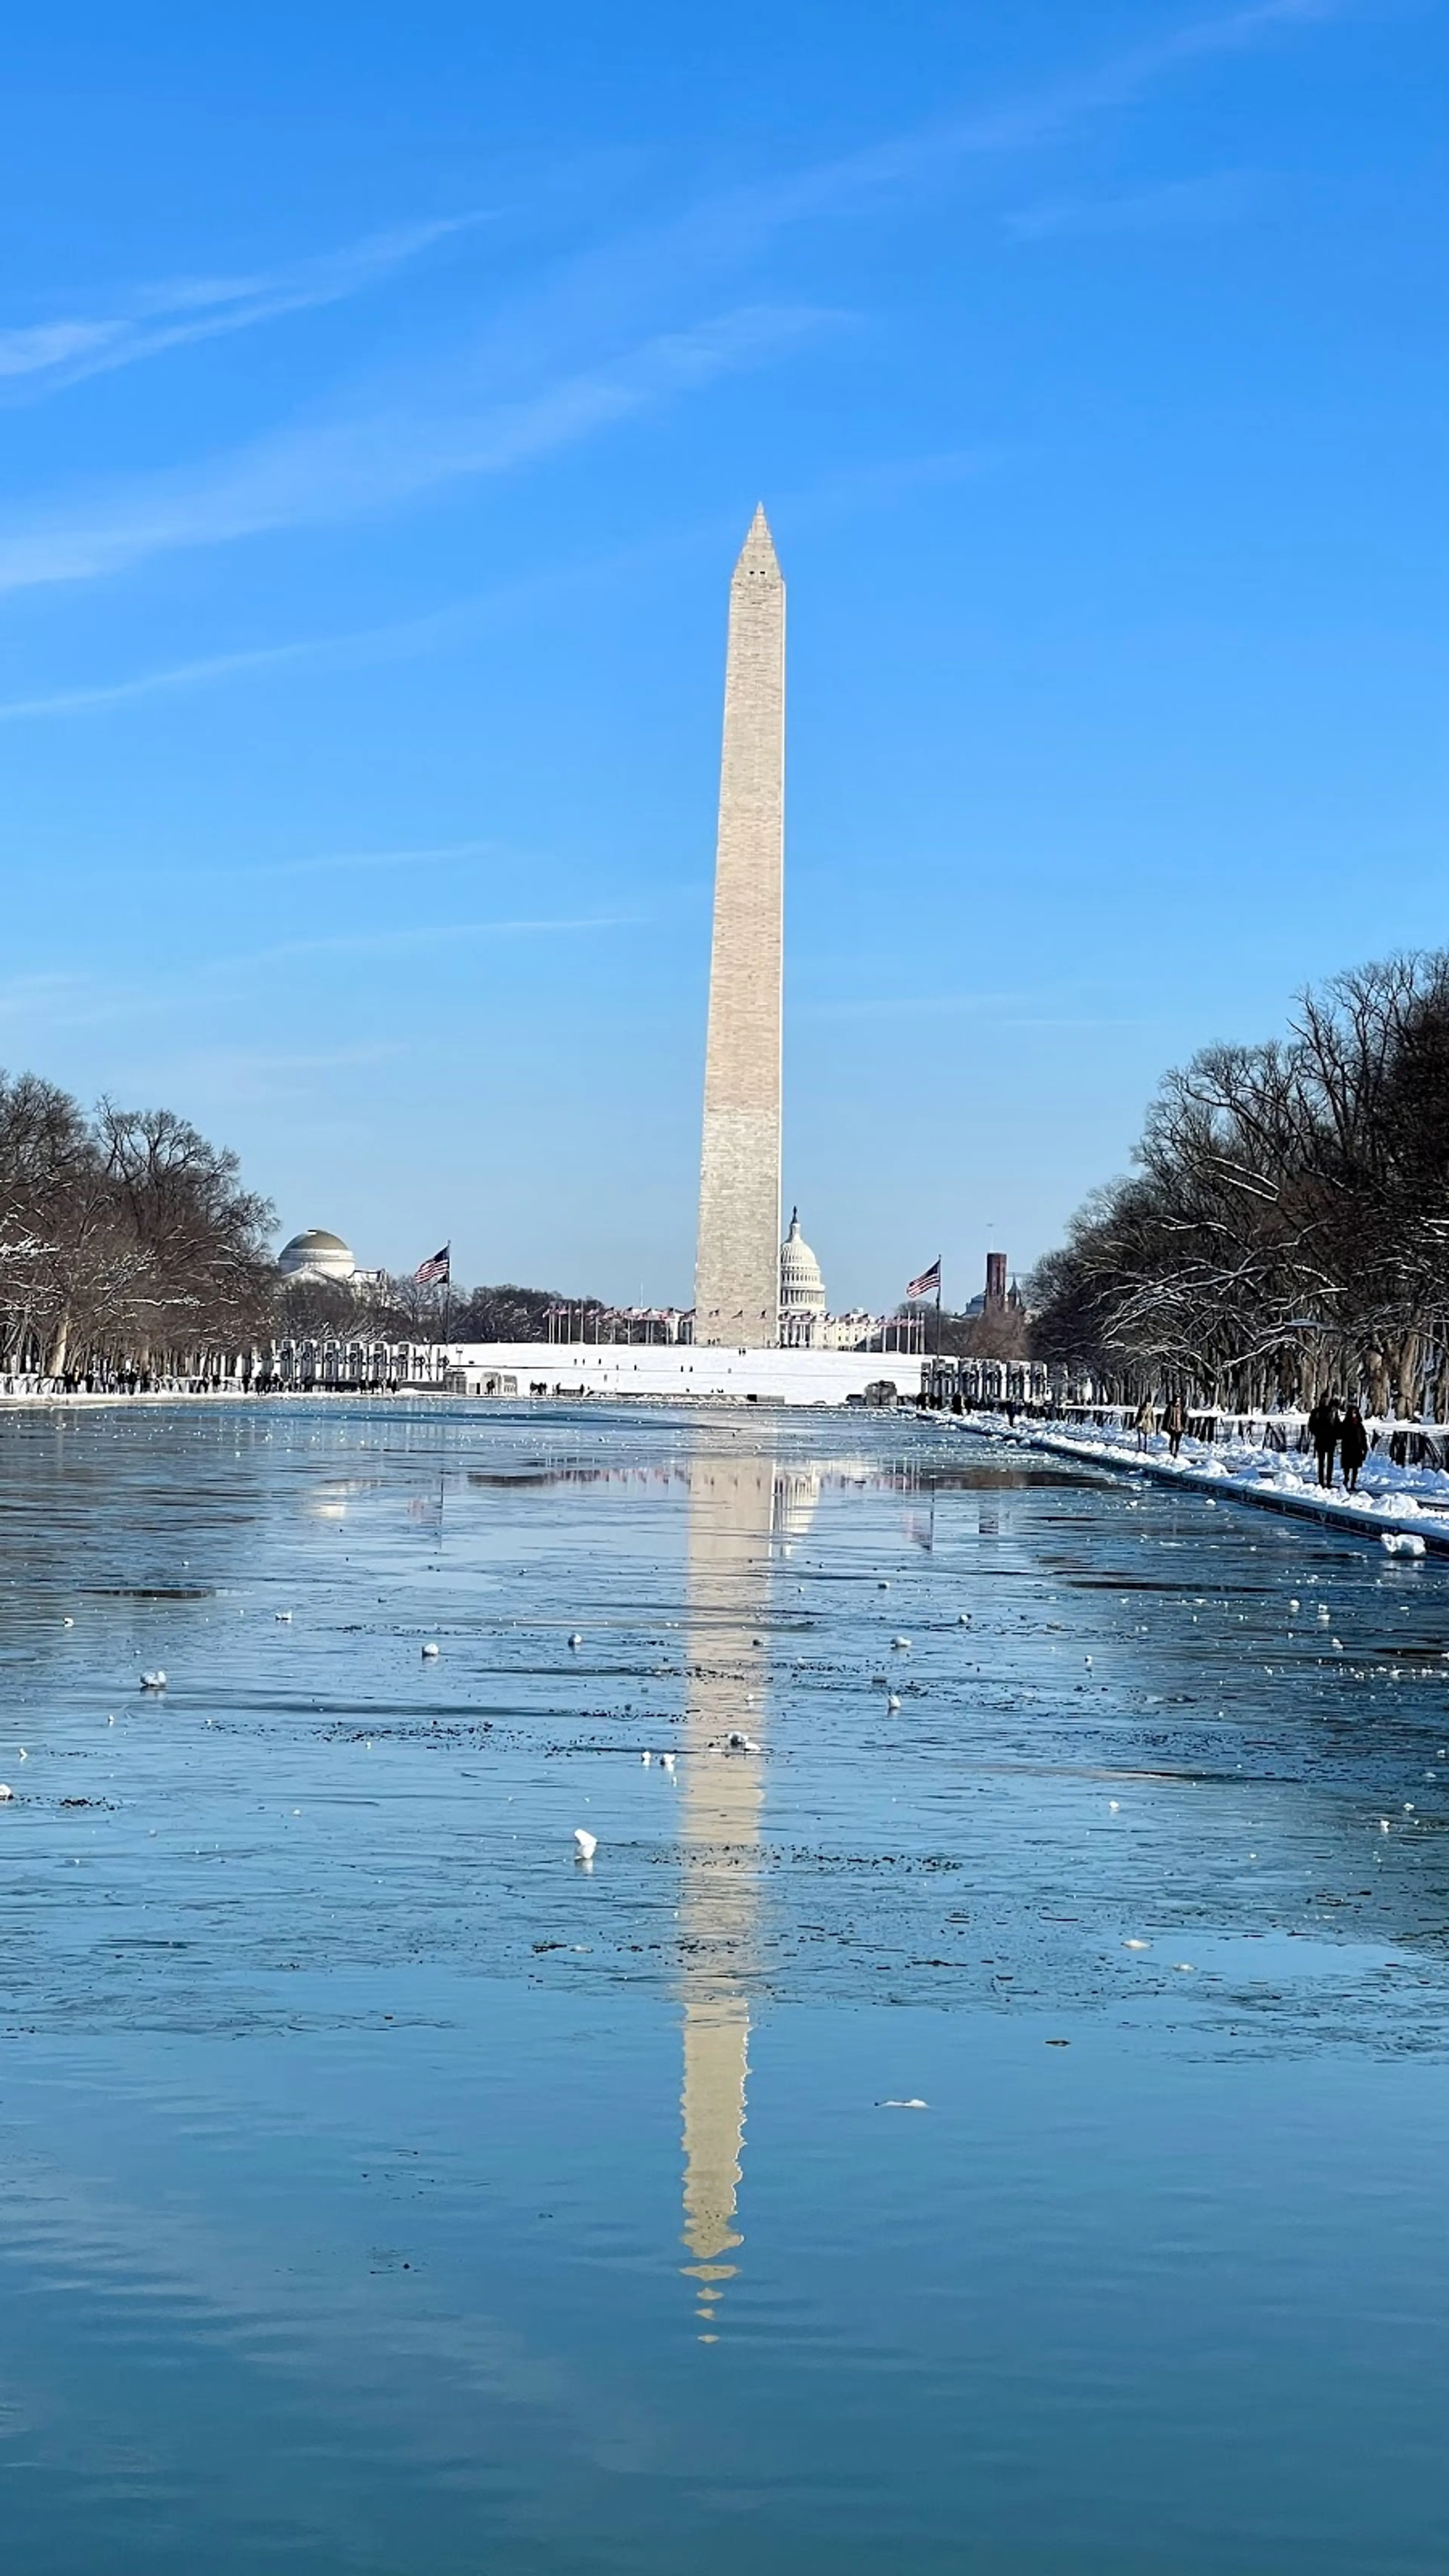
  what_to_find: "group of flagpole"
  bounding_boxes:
[415,1241,947,1356]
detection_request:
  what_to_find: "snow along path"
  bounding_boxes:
[952,1413,1449,1557]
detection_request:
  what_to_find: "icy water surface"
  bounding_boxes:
[4,1400,1449,2572]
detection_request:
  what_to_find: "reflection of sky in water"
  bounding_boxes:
[2,1402,1449,2568]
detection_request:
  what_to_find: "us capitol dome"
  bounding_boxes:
[278,1229,357,1287]
[779,1209,827,1347]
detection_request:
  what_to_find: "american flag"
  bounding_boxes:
[414,1244,450,1285]
[906,1258,941,1301]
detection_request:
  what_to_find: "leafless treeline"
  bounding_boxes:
[0,1074,275,1383]
[1029,955,1449,1416]
[274,1275,571,1347]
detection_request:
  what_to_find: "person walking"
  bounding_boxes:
[1133,1395,1156,1452]
[1306,1392,1341,1489]
[1340,1401,1369,1493]
[1163,1394,1186,1459]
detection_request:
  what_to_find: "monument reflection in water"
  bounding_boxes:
[677,1437,817,2338]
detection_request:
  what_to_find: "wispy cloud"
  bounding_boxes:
[799,979,1150,1027]
[0,303,832,598]
[641,0,1350,251]
[800,990,1040,1023]
[0,636,329,720]
[255,838,502,880]
[0,458,998,724]
[0,969,95,1021]
[0,0,1345,415]
[214,915,641,975]
[1005,169,1262,242]
[789,448,997,518]
[437,0,1346,395]
[0,215,488,400]
[0,585,545,720]
[0,0,1347,613]
[0,915,642,1036]
[0,521,718,722]
[118,1043,406,1106]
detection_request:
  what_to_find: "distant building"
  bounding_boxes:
[776,1213,919,1352]
[277,1230,383,1292]
[544,1304,692,1345]
[779,1209,828,1347]
[822,1309,880,1352]
[279,1229,357,1285]
[960,1251,1026,1321]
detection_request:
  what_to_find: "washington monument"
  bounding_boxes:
[694,506,785,1347]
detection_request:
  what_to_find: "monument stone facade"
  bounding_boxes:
[693,507,785,1346]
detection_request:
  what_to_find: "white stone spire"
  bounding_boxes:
[694,508,785,1346]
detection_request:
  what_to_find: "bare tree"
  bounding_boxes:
[0,1075,274,1383]
[1029,954,1449,1416]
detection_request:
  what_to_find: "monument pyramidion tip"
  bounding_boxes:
[734,503,781,580]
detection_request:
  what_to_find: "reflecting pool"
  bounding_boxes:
[3,1400,1449,2571]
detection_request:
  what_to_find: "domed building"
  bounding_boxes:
[278,1229,357,1287]
[779,1209,827,1348]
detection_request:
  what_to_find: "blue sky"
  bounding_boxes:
[0,1,1443,1310]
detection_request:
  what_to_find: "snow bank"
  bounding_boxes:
[961,1414,1449,1553]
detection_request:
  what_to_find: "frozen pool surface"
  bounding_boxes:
[2,1400,1448,2573]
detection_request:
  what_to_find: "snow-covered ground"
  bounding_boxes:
[963,1413,1449,1555]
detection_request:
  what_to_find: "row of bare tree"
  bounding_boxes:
[903,1304,1032,1363]
[0,1074,275,1383]
[1029,954,1449,1416]
[0,1071,616,1385]
[274,1274,574,1347]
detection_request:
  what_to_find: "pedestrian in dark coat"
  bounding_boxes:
[1339,1403,1369,1493]
[1163,1395,1186,1458]
[1306,1394,1341,1489]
